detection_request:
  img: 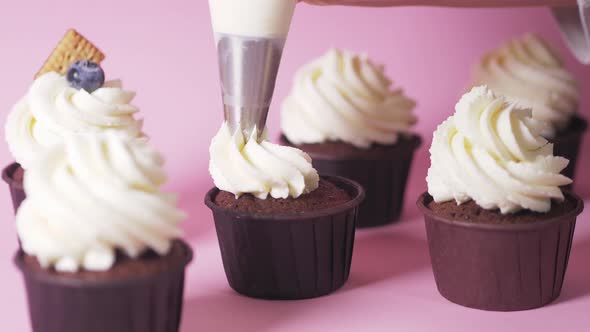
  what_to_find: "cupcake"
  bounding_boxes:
[3,29,143,212]
[205,123,364,299]
[279,49,420,228]
[473,34,586,181]
[15,132,191,332]
[418,86,584,311]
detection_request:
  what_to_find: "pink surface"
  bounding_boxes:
[1,1,590,331]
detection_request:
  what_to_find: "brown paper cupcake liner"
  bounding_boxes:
[15,240,193,332]
[552,115,587,185]
[417,192,584,311]
[2,162,25,213]
[205,175,365,300]
[280,135,421,228]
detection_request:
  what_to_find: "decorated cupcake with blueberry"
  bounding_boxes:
[418,86,584,311]
[15,131,191,332]
[205,123,364,299]
[3,29,143,212]
[472,34,586,182]
[279,49,420,227]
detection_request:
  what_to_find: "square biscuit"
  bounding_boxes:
[35,29,105,78]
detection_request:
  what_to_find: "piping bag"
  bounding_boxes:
[552,0,590,64]
[209,0,297,139]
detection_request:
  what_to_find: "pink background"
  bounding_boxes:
[1,1,589,331]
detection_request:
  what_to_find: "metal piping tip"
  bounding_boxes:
[215,33,286,139]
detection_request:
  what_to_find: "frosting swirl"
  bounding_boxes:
[16,132,184,272]
[426,86,572,214]
[5,72,143,169]
[281,49,417,148]
[209,123,319,199]
[473,34,579,137]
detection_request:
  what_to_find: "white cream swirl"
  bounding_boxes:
[473,34,579,137]
[426,86,572,214]
[16,132,184,272]
[6,72,143,169]
[281,49,417,148]
[209,122,319,199]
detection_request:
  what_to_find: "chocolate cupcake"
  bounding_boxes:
[2,162,25,213]
[206,123,364,299]
[472,33,586,182]
[280,49,420,227]
[3,29,144,212]
[419,86,584,311]
[15,132,191,332]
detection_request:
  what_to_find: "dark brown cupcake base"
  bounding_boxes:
[2,162,25,213]
[552,115,587,184]
[205,176,365,300]
[280,135,421,228]
[417,192,584,311]
[214,177,352,214]
[15,240,193,332]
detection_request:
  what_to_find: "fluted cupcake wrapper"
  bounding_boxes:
[312,154,415,228]
[280,135,421,228]
[552,115,587,185]
[417,192,584,311]
[2,162,25,214]
[205,176,365,300]
[15,240,193,332]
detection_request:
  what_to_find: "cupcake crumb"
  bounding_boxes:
[214,178,352,215]
[427,196,577,224]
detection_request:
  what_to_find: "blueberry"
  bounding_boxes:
[66,60,105,93]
